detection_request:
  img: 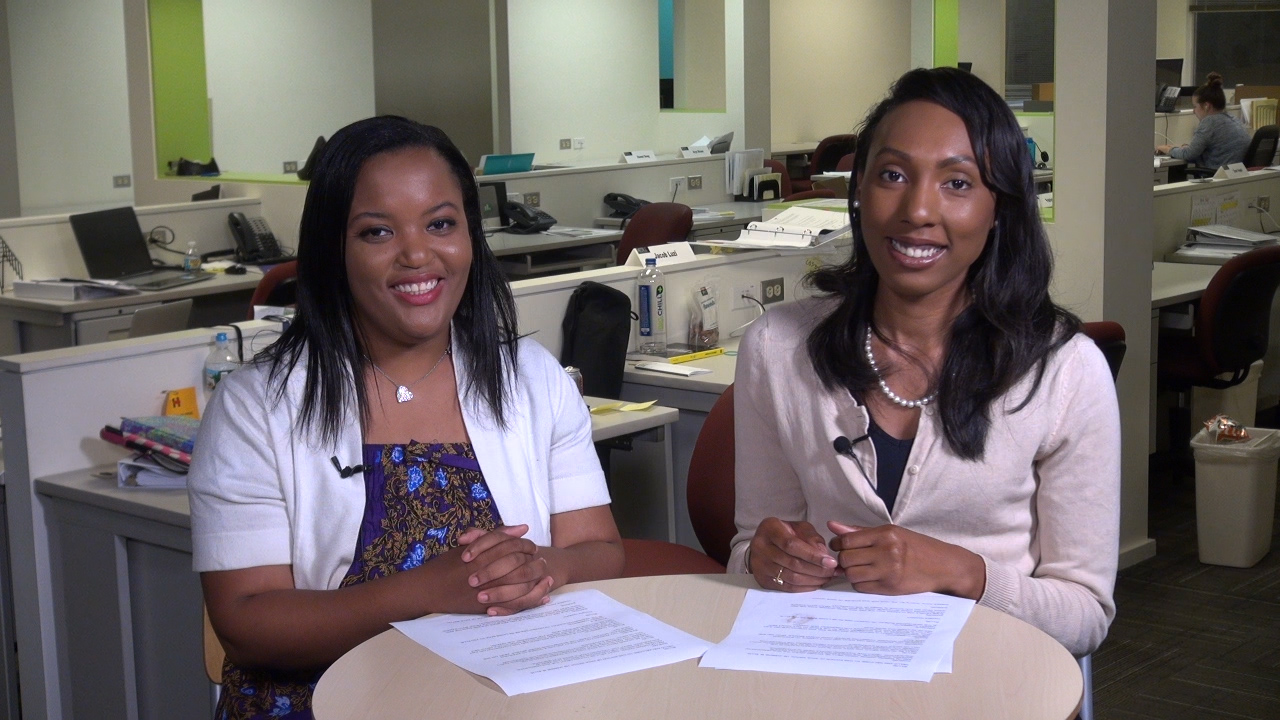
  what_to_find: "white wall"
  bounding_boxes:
[658,1,744,155]
[203,0,376,174]
[1156,0,1188,82]
[959,0,1005,95]
[8,0,134,216]
[673,0,726,110]
[769,1,913,146]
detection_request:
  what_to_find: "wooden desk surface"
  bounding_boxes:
[0,269,264,315]
[313,574,1083,720]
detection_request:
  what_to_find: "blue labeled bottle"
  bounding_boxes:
[637,258,666,355]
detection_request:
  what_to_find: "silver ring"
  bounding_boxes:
[773,568,785,586]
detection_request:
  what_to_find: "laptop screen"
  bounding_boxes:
[69,206,156,280]
[478,181,507,230]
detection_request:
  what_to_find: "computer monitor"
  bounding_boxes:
[1156,58,1183,89]
[477,181,508,230]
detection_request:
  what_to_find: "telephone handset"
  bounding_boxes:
[228,212,289,263]
[603,192,650,218]
[504,202,556,234]
[1156,84,1180,113]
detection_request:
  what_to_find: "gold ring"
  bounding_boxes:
[773,568,785,585]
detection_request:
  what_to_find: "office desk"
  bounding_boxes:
[313,573,1083,720]
[488,226,623,277]
[29,399,677,719]
[594,201,770,242]
[1154,156,1188,185]
[0,270,264,354]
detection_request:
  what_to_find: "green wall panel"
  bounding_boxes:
[148,0,211,176]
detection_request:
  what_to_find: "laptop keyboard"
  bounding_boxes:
[129,270,215,291]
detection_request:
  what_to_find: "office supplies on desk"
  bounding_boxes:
[1186,224,1278,247]
[588,400,658,414]
[69,206,215,291]
[12,278,141,300]
[668,347,724,364]
[117,455,186,489]
[504,201,556,233]
[478,152,535,175]
[634,361,711,376]
[229,212,293,265]
[120,415,200,454]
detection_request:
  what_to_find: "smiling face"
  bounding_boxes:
[855,100,997,307]
[344,147,473,357]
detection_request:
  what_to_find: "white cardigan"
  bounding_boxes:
[188,335,610,591]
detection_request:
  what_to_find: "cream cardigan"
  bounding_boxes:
[730,298,1121,656]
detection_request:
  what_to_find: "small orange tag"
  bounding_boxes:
[163,387,200,419]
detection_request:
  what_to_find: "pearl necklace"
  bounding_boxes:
[863,331,936,409]
[370,346,451,403]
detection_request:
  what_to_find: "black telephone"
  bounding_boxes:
[603,192,650,218]
[504,202,556,234]
[1156,84,1180,113]
[228,212,289,263]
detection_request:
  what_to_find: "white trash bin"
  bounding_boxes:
[1189,427,1280,567]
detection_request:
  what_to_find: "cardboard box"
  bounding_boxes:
[1032,83,1055,101]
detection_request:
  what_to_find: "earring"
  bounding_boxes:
[852,199,861,209]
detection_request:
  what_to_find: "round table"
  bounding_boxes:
[314,574,1082,720]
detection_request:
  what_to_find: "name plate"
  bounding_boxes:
[679,145,711,158]
[621,150,658,163]
[1214,162,1250,180]
[625,241,697,267]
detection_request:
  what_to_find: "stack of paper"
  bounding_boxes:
[1176,223,1279,260]
[118,455,186,489]
[698,206,851,249]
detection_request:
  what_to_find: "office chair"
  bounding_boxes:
[1243,124,1278,170]
[763,159,838,202]
[835,152,857,172]
[1080,321,1126,382]
[791,134,858,193]
[127,299,193,338]
[614,202,692,265]
[246,260,298,319]
[763,158,793,197]
[619,385,736,576]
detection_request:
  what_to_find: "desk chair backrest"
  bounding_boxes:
[763,158,792,198]
[1251,99,1277,132]
[808,134,858,177]
[1243,124,1278,169]
[783,189,837,202]
[1080,321,1126,381]
[246,260,299,319]
[1196,245,1280,385]
[687,384,737,566]
[615,202,692,265]
[127,299,193,338]
[835,152,857,172]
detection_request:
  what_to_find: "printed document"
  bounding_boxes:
[699,589,974,682]
[392,589,709,695]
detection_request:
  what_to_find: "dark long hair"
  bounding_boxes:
[806,67,1079,460]
[262,116,519,442]
[1193,71,1227,111]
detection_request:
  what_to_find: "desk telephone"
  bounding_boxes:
[1156,84,1180,113]
[228,212,290,264]
[504,202,557,234]
[603,192,649,218]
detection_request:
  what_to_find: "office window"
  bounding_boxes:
[1191,5,1280,87]
[1004,0,1054,103]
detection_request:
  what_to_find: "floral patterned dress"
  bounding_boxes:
[215,441,502,720]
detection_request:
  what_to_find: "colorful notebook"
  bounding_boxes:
[119,415,200,454]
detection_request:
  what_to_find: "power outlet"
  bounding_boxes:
[687,174,703,190]
[283,161,298,173]
[669,177,685,196]
[1259,196,1271,212]
[732,284,757,310]
[112,174,131,188]
[559,138,572,150]
[760,277,785,305]
[572,138,585,150]
[522,191,541,208]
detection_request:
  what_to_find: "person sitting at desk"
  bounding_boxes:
[1156,71,1251,171]
[730,67,1120,657]
[188,116,623,719]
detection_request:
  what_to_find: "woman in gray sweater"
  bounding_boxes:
[1157,71,1251,170]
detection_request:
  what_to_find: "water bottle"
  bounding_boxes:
[637,258,666,355]
[183,240,202,272]
[203,332,238,391]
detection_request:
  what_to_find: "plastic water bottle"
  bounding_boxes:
[203,332,238,391]
[637,258,666,355]
[183,240,202,272]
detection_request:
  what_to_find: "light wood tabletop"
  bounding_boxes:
[313,574,1082,720]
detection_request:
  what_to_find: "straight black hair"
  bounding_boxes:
[807,67,1079,460]
[261,116,518,442]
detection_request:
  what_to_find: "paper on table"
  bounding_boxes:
[699,588,974,682]
[633,361,712,376]
[589,400,657,414]
[765,206,850,231]
[392,589,709,696]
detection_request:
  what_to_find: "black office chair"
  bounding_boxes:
[1243,124,1278,169]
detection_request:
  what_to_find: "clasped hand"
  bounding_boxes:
[434,525,554,616]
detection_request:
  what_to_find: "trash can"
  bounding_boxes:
[1189,427,1280,567]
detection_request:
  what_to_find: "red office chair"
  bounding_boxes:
[245,260,298,319]
[763,158,793,197]
[1080,321,1126,382]
[835,152,857,172]
[783,189,837,202]
[614,202,692,265]
[619,385,736,576]
[791,134,858,192]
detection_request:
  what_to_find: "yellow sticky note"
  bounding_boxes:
[589,402,626,415]
[163,387,200,419]
[618,400,657,412]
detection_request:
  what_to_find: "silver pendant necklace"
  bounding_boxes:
[370,346,451,403]
[864,331,936,409]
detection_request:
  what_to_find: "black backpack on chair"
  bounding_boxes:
[559,281,634,399]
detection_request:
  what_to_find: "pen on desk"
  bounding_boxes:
[668,347,725,364]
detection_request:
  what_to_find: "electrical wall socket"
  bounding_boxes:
[112,174,131,188]
[1259,196,1271,212]
[283,161,298,173]
[687,174,703,190]
[559,138,572,150]
[732,284,757,310]
[669,177,685,195]
[522,191,541,207]
[760,277,785,305]
[572,138,585,150]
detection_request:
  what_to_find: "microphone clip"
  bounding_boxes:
[330,456,366,478]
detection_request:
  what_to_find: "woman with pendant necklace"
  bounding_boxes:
[188,116,623,719]
[730,68,1120,658]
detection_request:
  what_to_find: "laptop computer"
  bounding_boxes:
[477,181,508,230]
[68,207,214,291]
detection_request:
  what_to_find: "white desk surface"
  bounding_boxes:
[585,396,678,441]
[314,574,1083,720]
[486,226,622,257]
[0,269,265,314]
[1151,261,1219,308]
[624,340,739,394]
[594,201,768,231]
[771,141,820,156]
